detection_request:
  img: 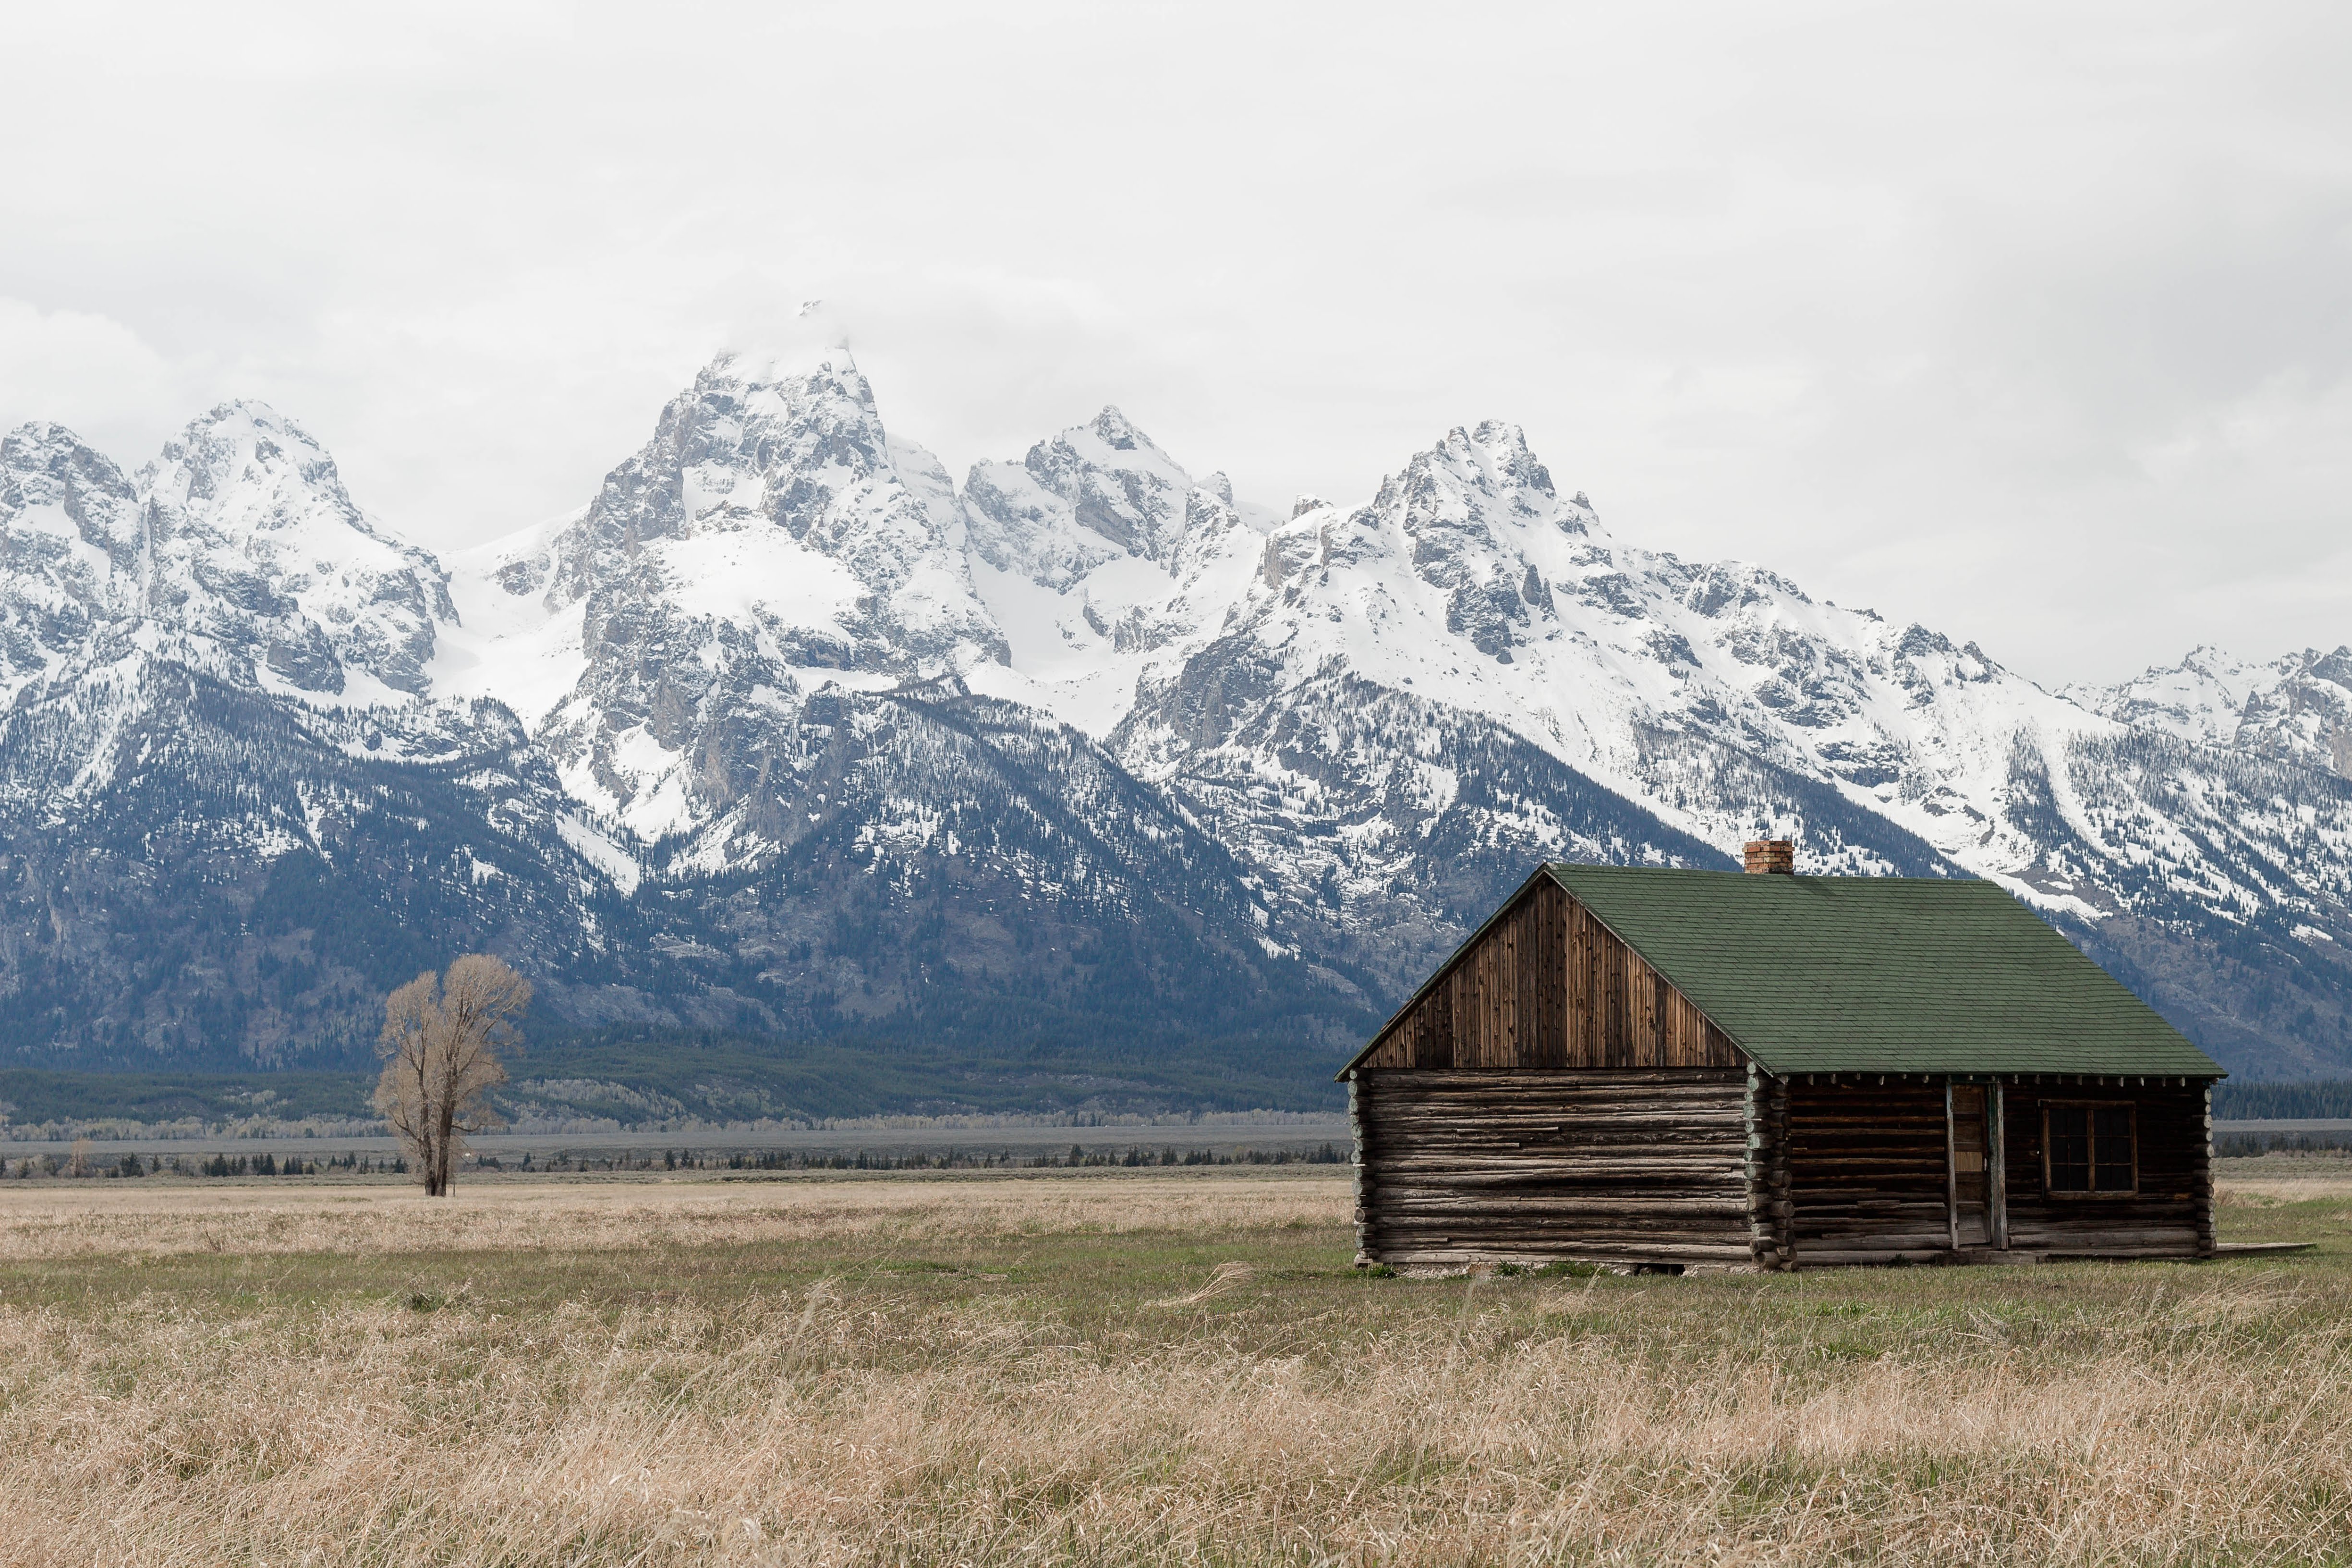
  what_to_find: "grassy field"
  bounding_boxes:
[0,1163,2346,1565]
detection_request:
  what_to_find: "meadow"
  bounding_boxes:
[0,1162,2346,1565]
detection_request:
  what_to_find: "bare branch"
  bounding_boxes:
[372,957,529,1196]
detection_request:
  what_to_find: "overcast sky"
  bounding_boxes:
[4,1,2348,686]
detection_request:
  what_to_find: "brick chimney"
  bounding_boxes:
[1743,839,1795,875]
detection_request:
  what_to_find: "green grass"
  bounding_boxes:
[1,1162,2344,1381]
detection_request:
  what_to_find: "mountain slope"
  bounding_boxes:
[1,349,2348,1086]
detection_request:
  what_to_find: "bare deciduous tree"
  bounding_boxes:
[374,955,531,1196]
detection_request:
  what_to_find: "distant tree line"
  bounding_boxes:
[546,1143,1352,1173]
[2,1142,1352,1178]
[5,1150,402,1179]
[2211,1080,2352,1120]
[2214,1130,2352,1157]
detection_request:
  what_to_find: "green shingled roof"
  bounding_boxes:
[1539,865,2222,1078]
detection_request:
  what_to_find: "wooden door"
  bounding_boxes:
[1949,1084,1990,1247]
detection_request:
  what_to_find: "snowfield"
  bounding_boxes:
[4,343,2350,1074]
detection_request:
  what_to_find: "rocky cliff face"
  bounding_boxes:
[2070,644,2352,779]
[3,346,2348,1081]
[0,424,145,690]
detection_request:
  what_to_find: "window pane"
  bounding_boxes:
[2093,1107,2134,1191]
[2048,1107,2091,1191]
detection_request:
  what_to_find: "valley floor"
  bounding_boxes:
[0,1164,2346,1564]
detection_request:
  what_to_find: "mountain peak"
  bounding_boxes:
[126,402,452,698]
[708,300,863,392]
[0,421,145,690]
[965,407,1209,588]
[1089,405,1144,451]
[140,399,364,535]
[2,420,133,502]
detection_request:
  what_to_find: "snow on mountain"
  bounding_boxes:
[988,412,2352,1061]
[0,424,145,695]
[1103,419,2088,877]
[962,405,1274,737]
[2072,644,2352,779]
[5,356,2352,1077]
[455,348,1008,845]
[133,402,456,702]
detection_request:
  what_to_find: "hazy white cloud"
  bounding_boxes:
[0,299,193,460]
[3,0,2348,683]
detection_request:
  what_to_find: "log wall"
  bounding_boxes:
[1352,1068,1754,1270]
[2001,1080,2211,1258]
[1785,1079,1954,1265]
[1345,871,2217,1272]
[1780,1077,2216,1264]
[1355,876,1742,1071]
[1746,1066,1794,1270]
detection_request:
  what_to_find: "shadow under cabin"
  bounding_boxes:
[1342,843,2223,1274]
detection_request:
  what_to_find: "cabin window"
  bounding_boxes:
[2043,1104,2136,1196]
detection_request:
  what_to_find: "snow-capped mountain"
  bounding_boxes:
[136,402,456,701]
[2071,644,2352,779]
[3,344,2349,1082]
[0,424,145,691]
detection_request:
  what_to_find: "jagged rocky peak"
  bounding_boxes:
[1381,420,1587,541]
[0,423,145,686]
[139,401,364,535]
[2075,643,2352,777]
[965,404,1239,589]
[537,346,980,634]
[519,345,1007,843]
[2066,645,2265,745]
[1,421,144,553]
[131,401,453,698]
[1294,420,1598,661]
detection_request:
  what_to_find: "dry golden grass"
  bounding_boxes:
[0,1168,2344,1565]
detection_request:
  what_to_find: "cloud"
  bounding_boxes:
[0,299,191,460]
[1,0,2347,683]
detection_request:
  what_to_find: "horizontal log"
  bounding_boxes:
[1360,1068,1745,1083]
[1366,1148,1743,1166]
[1362,1097,1746,1111]
[1364,1115,1743,1132]
[1372,1196,1752,1218]
[1796,1231,1955,1249]
[1363,1113,1742,1132]
[1369,1218,1753,1238]
[1362,1084,1745,1100]
[1375,1244,1757,1264]
[1372,1240,1758,1256]
[1366,1150,1744,1165]
[1370,1210,1755,1231]
[1364,1142,1745,1158]
[1364,1088,1747,1103]
[2009,1228,2200,1247]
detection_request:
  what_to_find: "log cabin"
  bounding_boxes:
[1342,843,2224,1273]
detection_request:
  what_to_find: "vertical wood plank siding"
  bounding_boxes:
[1357,878,1742,1071]
[1354,1069,1753,1268]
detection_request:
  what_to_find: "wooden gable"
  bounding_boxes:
[1353,873,1743,1072]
